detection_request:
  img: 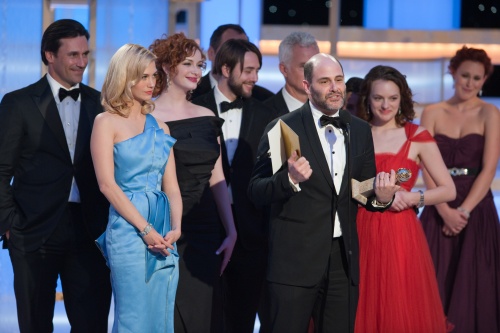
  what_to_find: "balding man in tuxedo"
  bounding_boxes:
[248,53,398,333]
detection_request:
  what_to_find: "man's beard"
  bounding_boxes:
[228,74,252,99]
[310,85,345,113]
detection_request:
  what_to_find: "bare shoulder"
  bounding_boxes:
[189,102,215,117]
[92,112,123,142]
[482,102,500,135]
[414,124,429,136]
[481,101,500,119]
[94,111,120,127]
[150,113,171,134]
[422,101,446,115]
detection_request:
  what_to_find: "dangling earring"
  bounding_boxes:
[166,74,171,87]
[398,108,402,115]
[366,104,371,115]
[479,89,483,96]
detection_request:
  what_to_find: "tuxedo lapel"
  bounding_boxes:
[276,89,290,113]
[202,91,231,182]
[74,85,94,165]
[204,90,218,116]
[338,110,354,199]
[199,74,212,92]
[300,106,334,191]
[33,77,71,161]
[232,99,253,163]
[191,74,212,99]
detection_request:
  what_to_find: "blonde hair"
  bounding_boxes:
[101,44,157,117]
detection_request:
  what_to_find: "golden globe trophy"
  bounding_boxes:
[351,168,412,205]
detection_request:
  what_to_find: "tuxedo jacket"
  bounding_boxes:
[248,103,382,288]
[0,76,109,252]
[263,88,291,116]
[191,72,275,102]
[192,90,281,250]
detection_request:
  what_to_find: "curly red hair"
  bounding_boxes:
[149,32,206,98]
[448,45,493,77]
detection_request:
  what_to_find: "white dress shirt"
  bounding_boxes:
[208,71,218,89]
[47,73,81,203]
[310,103,345,237]
[214,85,243,204]
[282,86,306,112]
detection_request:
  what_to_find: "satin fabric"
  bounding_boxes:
[96,114,179,333]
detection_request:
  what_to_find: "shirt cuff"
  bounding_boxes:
[288,174,301,192]
[371,196,394,208]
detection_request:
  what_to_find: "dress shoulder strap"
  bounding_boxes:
[405,122,435,143]
[396,123,433,161]
[145,113,160,129]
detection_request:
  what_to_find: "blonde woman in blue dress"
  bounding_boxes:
[91,44,182,332]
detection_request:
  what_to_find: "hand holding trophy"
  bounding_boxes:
[351,168,412,204]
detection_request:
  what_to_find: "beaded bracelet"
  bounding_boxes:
[457,207,470,219]
[416,190,425,208]
[139,223,154,237]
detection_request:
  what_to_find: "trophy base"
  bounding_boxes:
[351,177,375,205]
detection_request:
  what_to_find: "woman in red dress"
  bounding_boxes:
[355,65,455,333]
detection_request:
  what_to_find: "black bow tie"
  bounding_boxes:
[59,88,80,101]
[320,115,343,128]
[220,99,244,113]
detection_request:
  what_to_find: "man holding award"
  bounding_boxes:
[248,53,399,333]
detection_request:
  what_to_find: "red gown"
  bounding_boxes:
[355,123,449,333]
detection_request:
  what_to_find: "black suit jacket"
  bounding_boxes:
[191,72,275,102]
[248,103,381,288]
[263,88,293,116]
[192,90,281,250]
[0,76,109,252]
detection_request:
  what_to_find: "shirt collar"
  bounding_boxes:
[214,84,232,114]
[282,87,306,112]
[46,73,81,102]
[309,101,340,129]
[209,71,218,88]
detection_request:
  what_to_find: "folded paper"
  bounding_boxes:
[268,119,300,174]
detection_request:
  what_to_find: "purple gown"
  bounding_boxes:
[420,134,500,333]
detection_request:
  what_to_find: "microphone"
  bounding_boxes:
[339,110,352,132]
[338,110,351,143]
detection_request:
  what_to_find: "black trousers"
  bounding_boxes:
[8,203,111,333]
[265,237,352,333]
[223,235,268,333]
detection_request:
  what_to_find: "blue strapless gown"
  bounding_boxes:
[96,114,179,333]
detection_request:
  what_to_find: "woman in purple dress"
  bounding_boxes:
[420,46,500,333]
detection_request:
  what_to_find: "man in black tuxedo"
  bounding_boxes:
[192,39,281,333]
[191,24,274,102]
[248,53,399,333]
[0,19,111,333]
[264,31,319,116]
